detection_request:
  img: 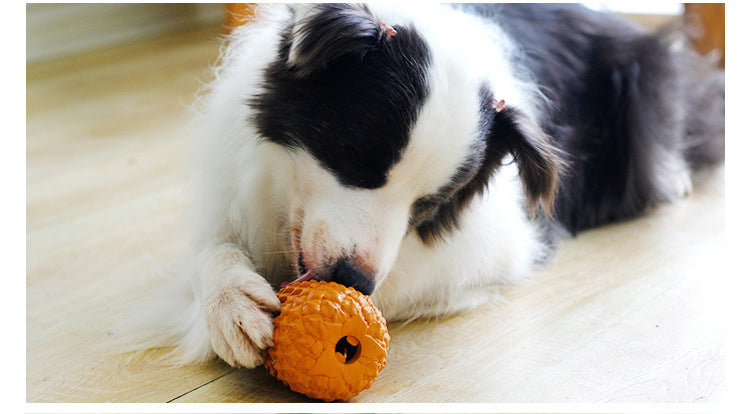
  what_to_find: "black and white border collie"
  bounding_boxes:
[128,4,724,368]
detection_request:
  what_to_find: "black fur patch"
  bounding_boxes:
[286,4,385,78]
[551,33,685,233]
[250,4,431,189]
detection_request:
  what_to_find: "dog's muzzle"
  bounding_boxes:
[283,254,375,296]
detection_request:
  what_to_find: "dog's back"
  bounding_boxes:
[466,3,724,240]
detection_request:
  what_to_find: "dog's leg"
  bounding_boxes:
[195,242,280,368]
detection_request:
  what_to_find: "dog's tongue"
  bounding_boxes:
[281,271,314,288]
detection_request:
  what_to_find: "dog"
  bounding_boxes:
[123,3,724,369]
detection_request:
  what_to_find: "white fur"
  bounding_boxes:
[117,4,547,367]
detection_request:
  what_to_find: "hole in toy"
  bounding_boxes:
[335,335,361,364]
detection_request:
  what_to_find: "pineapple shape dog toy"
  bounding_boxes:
[265,280,390,402]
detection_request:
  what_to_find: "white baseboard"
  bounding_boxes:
[26,3,223,64]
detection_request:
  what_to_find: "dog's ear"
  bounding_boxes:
[285,4,383,78]
[489,105,565,215]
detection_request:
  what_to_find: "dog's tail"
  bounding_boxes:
[677,47,725,172]
[657,19,725,172]
[107,261,214,365]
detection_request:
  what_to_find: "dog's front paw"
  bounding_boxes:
[203,275,281,368]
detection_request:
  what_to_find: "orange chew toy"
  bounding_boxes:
[264,280,390,402]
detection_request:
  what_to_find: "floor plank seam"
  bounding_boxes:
[166,368,238,402]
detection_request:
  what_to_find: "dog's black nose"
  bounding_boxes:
[330,259,375,295]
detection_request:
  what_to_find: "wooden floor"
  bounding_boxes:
[26,24,726,404]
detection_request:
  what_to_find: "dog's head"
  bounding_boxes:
[251,4,562,294]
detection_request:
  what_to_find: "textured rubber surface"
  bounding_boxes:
[265,280,390,402]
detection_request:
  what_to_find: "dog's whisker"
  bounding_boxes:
[263,249,303,255]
